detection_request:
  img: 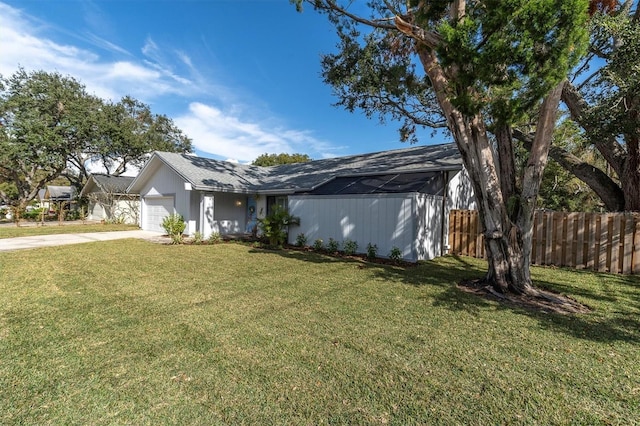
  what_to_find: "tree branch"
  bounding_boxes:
[513,128,625,211]
[561,81,627,175]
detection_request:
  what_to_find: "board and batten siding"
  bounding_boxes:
[139,163,190,232]
[208,191,247,235]
[288,193,444,262]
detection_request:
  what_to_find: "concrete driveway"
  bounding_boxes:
[0,230,163,252]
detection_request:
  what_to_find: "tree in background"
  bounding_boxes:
[65,95,192,189]
[252,153,312,166]
[0,69,93,214]
[294,0,589,296]
[519,121,606,212]
[513,0,639,212]
[0,69,192,216]
[561,0,639,211]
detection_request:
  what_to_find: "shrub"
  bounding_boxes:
[22,208,43,220]
[313,239,324,251]
[343,239,358,255]
[295,233,308,247]
[193,231,203,244]
[208,232,221,244]
[65,210,81,221]
[389,246,403,263]
[162,213,186,243]
[258,206,300,248]
[366,243,378,260]
[327,238,340,253]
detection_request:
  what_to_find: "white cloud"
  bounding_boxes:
[176,102,336,162]
[0,3,195,102]
[0,2,342,163]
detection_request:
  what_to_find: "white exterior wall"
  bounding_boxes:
[139,163,191,233]
[288,193,437,262]
[414,194,445,261]
[86,197,139,225]
[208,191,247,235]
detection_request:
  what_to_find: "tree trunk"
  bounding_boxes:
[622,112,640,211]
[416,47,540,294]
[414,42,567,294]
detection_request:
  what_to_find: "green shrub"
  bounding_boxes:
[313,239,324,251]
[193,231,203,244]
[343,239,358,255]
[295,233,308,247]
[389,246,403,263]
[258,206,300,248]
[162,213,186,244]
[208,232,221,244]
[22,208,43,220]
[366,243,378,260]
[327,238,340,253]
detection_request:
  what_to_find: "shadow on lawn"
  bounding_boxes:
[251,247,640,345]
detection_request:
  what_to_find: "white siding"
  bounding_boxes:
[139,163,191,232]
[112,199,140,225]
[288,194,421,261]
[86,197,139,225]
[414,194,445,260]
[208,192,247,235]
[88,200,105,221]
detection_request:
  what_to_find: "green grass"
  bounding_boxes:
[0,223,139,239]
[1,240,639,425]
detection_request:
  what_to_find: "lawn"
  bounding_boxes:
[1,240,638,425]
[0,222,139,239]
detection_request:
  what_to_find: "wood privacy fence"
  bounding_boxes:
[448,210,640,275]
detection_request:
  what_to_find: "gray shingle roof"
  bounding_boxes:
[146,142,462,194]
[45,186,76,201]
[91,174,136,194]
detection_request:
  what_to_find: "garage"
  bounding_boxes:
[143,196,174,233]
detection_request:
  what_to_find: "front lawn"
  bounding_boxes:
[1,240,638,425]
[0,223,139,239]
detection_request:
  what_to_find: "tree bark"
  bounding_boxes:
[415,47,542,294]
[621,109,640,211]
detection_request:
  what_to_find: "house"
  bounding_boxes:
[80,174,139,224]
[127,143,476,261]
[41,185,77,214]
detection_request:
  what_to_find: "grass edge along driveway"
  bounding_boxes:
[0,222,139,239]
[1,240,638,425]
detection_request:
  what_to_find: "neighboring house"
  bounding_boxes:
[80,174,139,224]
[127,143,476,261]
[42,185,76,213]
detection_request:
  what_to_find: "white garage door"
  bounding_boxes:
[144,197,174,233]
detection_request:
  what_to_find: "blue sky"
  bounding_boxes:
[0,0,448,163]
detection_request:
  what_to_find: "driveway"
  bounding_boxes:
[0,230,163,252]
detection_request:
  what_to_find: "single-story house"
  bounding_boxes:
[39,185,77,213]
[80,174,139,224]
[127,143,476,261]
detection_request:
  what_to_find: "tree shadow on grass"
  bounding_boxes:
[252,248,640,345]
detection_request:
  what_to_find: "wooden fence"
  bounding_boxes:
[448,210,640,275]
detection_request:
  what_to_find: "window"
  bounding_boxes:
[266,196,288,215]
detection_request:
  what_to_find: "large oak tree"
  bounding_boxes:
[0,69,94,211]
[294,0,589,295]
[0,69,192,213]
